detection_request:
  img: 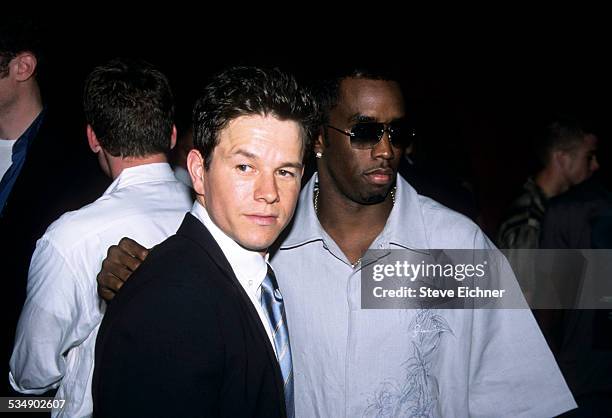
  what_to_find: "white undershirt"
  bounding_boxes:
[0,138,17,180]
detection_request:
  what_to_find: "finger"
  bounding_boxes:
[101,256,139,279]
[105,245,143,272]
[118,237,149,261]
[97,272,124,301]
[98,287,117,302]
[116,251,144,273]
[97,268,126,290]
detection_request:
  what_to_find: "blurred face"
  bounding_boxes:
[561,134,599,185]
[316,77,406,204]
[189,115,304,252]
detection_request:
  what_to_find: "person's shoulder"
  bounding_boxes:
[122,233,233,300]
[550,178,609,210]
[418,194,477,231]
[40,196,111,247]
[40,186,139,246]
[417,194,492,249]
[44,178,189,249]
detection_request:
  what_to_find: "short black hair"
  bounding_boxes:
[535,117,594,167]
[193,66,320,169]
[83,58,175,157]
[0,17,43,78]
[315,66,401,126]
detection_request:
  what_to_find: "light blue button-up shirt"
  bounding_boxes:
[271,174,576,418]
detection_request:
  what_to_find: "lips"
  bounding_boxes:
[364,168,394,185]
[244,214,279,226]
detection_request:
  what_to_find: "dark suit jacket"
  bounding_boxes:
[93,213,287,418]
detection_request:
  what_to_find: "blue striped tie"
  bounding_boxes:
[260,265,294,418]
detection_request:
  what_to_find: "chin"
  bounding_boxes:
[358,186,392,205]
[235,235,277,253]
[360,194,388,205]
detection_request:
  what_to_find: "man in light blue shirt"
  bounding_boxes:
[98,67,576,417]
[269,68,575,417]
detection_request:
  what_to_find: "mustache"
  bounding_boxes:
[363,166,395,175]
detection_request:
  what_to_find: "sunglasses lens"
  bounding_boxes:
[350,123,384,149]
[346,122,416,149]
[388,121,414,147]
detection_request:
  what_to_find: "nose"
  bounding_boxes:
[371,131,395,160]
[254,172,280,204]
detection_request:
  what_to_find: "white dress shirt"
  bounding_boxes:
[9,163,192,418]
[190,200,277,355]
[0,138,17,180]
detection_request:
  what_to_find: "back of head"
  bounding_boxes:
[192,66,320,168]
[83,58,174,157]
[0,17,42,79]
[535,116,592,169]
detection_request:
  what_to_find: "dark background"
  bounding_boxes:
[5,13,611,412]
[29,14,612,238]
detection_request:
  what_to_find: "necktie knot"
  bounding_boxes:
[261,266,283,302]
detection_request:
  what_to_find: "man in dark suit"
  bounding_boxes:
[92,66,320,418]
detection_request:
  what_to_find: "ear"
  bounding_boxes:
[313,128,325,156]
[13,52,37,82]
[404,142,414,157]
[187,149,206,198]
[170,124,177,150]
[86,125,101,153]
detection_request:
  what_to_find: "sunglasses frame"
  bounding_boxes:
[326,122,415,149]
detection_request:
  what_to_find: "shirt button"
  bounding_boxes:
[248,280,253,286]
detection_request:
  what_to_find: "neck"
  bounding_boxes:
[316,184,394,232]
[108,153,169,179]
[0,84,43,140]
[194,197,268,259]
[315,170,394,265]
[534,167,569,198]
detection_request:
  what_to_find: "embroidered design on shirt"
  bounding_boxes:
[363,310,453,418]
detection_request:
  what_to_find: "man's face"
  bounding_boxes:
[191,114,304,252]
[561,134,599,186]
[316,77,406,204]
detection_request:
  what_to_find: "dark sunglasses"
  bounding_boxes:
[327,121,415,149]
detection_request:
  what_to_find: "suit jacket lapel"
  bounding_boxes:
[177,213,286,399]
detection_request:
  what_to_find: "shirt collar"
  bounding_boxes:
[12,108,45,158]
[103,162,178,195]
[190,200,269,290]
[280,172,431,251]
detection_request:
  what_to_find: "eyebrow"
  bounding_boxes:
[234,149,258,160]
[347,114,407,124]
[348,113,377,123]
[233,149,303,169]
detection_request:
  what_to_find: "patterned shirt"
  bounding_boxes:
[271,173,575,417]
